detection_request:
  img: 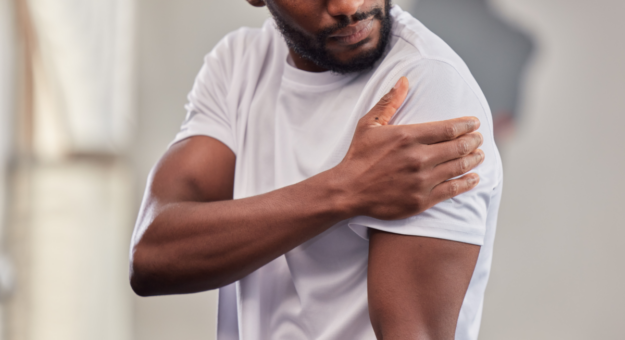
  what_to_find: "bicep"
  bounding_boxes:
[150,136,236,204]
[368,230,479,340]
[130,135,235,267]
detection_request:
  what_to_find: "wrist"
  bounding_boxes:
[315,164,360,220]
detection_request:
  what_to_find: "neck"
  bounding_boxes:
[289,49,328,73]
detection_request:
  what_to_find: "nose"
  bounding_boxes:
[327,0,364,18]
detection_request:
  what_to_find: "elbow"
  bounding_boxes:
[129,245,160,297]
[129,243,226,296]
[129,271,152,297]
[130,275,151,297]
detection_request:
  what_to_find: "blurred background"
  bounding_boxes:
[0,0,623,339]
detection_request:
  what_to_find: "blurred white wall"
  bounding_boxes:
[22,161,134,340]
[481,0,625,338]
[27,0,135,158]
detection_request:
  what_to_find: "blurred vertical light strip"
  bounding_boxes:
[0,0,17,336]
[27,0,135,156]
[6,0,136,339]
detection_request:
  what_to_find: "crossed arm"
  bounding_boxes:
[130,79,482,338]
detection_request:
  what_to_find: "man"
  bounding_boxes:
[130,0,502,339]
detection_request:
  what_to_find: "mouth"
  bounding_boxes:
[328,18,375,46]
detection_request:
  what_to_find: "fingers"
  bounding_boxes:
[430,149,484,184]
[405,117,481,144]
[425,132,483,166]
[429,173,480,204]
[361,77,409,126]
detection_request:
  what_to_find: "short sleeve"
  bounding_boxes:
[170,33,238,154]
[348,59,502,246]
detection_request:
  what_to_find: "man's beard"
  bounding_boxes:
[268,0,392,74]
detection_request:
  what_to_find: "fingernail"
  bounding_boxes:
[469,175,479,185]
[472,117,480,129]
[393,77,403,90]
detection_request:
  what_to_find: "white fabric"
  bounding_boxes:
[173,6,502,340]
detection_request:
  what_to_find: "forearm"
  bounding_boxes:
[131,168,351,296]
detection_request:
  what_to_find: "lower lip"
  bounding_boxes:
[331,19,374,45]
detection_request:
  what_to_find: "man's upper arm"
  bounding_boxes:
[151,136,236,204]
[368,230,479,340]
[362,59,494,339]
[130,136,235,250]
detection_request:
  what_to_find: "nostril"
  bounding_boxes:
[327,0,363,17]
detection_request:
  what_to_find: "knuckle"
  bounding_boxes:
[418,152,432,167]
[357,115,371,127]
[407,154,424,172]
[413,172,428,187]
[444,123,458,139]
[457,140,470,156]
[412,194,426,209]
[378,93,392,107]
[448,181,460,196]
[414,157,426,171]
[396,130,412,146]
[458,157,470,173]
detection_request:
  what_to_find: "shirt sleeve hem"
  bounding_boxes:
[168,128,236,156]
[347,217,485,246]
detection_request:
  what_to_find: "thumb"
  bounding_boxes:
[363,76,409,126]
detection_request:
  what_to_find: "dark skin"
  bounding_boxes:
[253,0,385,72]
[131,0,483,338]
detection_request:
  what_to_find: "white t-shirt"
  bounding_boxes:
[172,6,502,340]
